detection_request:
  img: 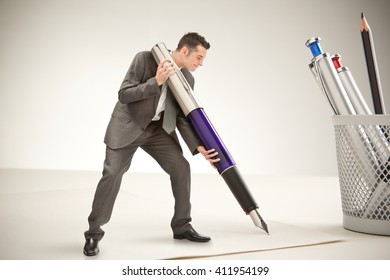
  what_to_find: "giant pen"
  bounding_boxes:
[151,42,269,234]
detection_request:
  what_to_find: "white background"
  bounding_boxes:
[1,0,389,176]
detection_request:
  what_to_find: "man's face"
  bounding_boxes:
[181,45,207,72]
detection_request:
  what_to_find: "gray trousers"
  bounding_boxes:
[84,119,192,241]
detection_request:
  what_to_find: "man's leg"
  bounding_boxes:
[84,145,137,241]
[141,127,210,242]
[140,127,192,234]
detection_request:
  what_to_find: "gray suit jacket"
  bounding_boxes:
[104,51,202,154]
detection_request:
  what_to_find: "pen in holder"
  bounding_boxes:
[332,53,389,183]
[306,37,390,235]
[306,37,356,115]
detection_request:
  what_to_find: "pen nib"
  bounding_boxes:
[249,209,269,234]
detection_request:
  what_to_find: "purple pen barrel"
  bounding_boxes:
[187,108,235,174]
[188,108,259,213]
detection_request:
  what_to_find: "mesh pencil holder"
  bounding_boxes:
[333,115,390,235]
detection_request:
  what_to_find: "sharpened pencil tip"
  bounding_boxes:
[361,12,365,19]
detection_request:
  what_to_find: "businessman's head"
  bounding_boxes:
[173,32,210,72]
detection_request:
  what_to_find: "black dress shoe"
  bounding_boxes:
[83,238,99,256]
[173,228,211,242]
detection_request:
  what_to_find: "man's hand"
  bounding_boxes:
[156,59,175,86]
[197,146,220,170]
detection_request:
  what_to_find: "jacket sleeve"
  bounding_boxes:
[118,51,160,104]
[176,113,203,155]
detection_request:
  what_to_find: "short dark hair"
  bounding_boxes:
[176,32,210,53]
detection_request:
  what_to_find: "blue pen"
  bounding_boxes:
[305,37,355,115]
[305,37,323,57]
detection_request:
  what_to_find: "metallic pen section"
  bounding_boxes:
[249,209,269,234]
[187,108,235,174]
[337,67,372,114]
[309,60,338,115]
[331,54,372,115]
[151,43,201,116]
[309,53,356,115]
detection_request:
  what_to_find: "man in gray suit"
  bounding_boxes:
[83,33,220,256]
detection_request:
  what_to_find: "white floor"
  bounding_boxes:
[0,169,389,260]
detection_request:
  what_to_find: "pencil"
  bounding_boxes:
[360,12,386,114]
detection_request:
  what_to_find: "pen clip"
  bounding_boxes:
[313,58,339,115]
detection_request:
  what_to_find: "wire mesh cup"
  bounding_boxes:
[333,115,390,235]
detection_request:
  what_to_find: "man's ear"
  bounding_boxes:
[182,46,190,56]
